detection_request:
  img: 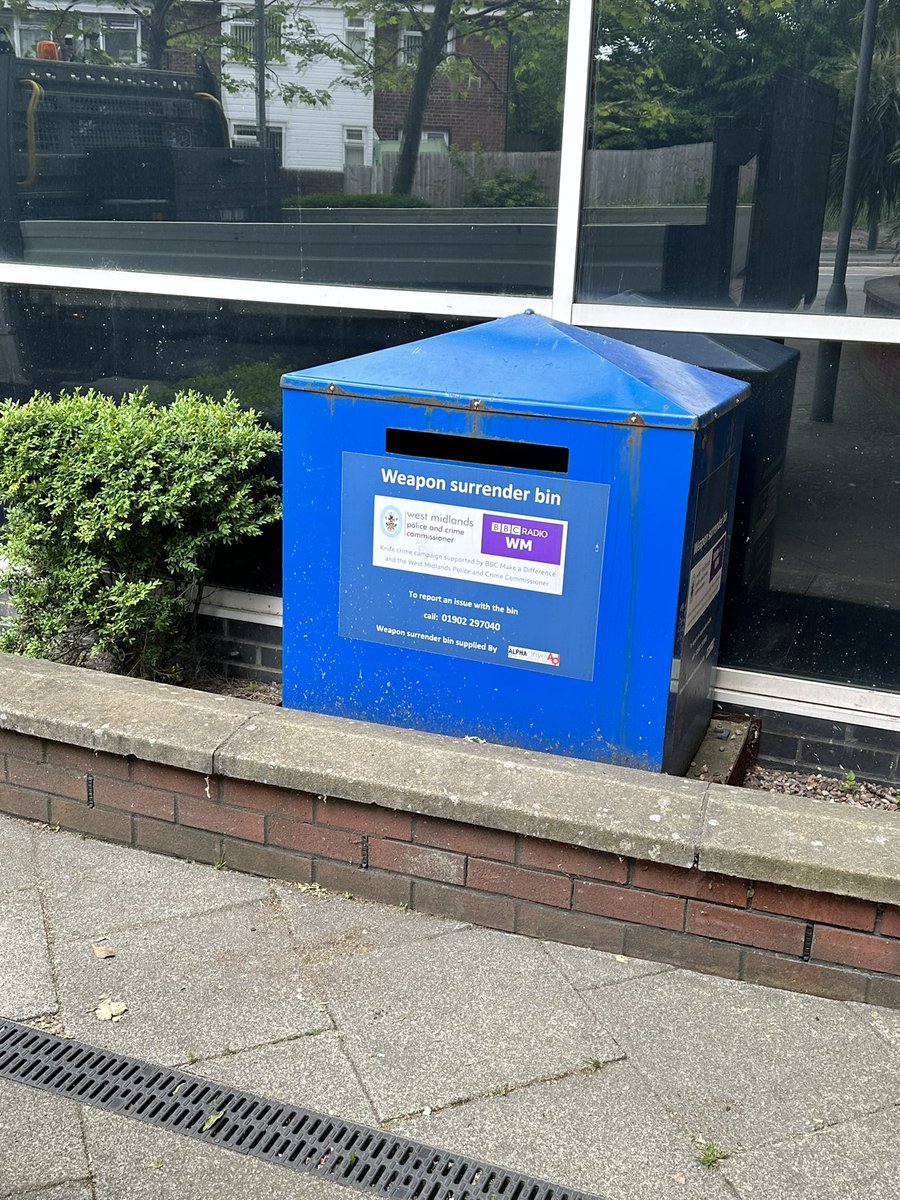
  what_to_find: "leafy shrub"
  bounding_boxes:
[0,389,281,679]
[468,171,546,208]
[283,192,429,209]
[170,355,290,429]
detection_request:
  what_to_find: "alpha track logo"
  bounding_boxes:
[507,645,561,667]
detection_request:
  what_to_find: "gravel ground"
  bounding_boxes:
[746,763,900,812]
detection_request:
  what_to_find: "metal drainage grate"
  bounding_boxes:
[0,1018,608,1200]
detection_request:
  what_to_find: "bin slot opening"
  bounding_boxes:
[385,430,569,474]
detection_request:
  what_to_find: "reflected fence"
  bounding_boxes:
[346,145,757,209]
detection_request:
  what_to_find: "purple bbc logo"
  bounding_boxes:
[481,514,564,565]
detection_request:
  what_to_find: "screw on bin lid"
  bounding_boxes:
[282,312,749,430]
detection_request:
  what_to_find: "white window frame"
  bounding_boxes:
[344,14,367,59]
[224,9,283,61]
[232,123,285,165]
[343,126,367,168]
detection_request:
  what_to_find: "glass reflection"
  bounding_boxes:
[0,1,567,293]
[578,0,900,315]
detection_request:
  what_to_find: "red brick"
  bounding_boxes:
[314,860,411,907]
[0,730,44,761]
[880,907,900,939]
[467,859,572,908]
[415,815,515,862]
[318,797,413,841]
[414,880,516,932]
[134,815,221,864]
[751,882,876,932]
[867,976,900,1009]
[50,796,132,844]
[268,818,362,864]
[687,903,806,956]
[46,743,129,780]
[624,925,742,979]
[368,839,465,885]
[742,953,868,1002]
[221,838,312,884]
[515,903,627,954]
[813,927,900,975]
[631,861,747,907]
[221,778,314,820]
[91,777,174,821]
[178,797,264,842]
[519,837,627,883]
[0,781,50,823]
[131,761,210,798]
[7,758,88,802]
[575,881,685,930]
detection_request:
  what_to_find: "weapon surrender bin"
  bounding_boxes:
[282,313,748,774]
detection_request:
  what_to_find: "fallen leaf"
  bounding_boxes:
[202,1110,225,1133]
[94,995,128,1022]
[92,944,116,959]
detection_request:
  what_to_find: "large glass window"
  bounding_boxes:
[576,0,900,320]
[1,1,568,295]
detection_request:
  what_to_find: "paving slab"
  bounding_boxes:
[0,815,39,895]
[274,881,466,958]
[52,899,325,1062]
[82,1105,356,1200]
[191,1031,377,1125]
[541,940,673,991]
[846,999,900,1052]
[724,1107,900,1200]
[317,925,622,1121]
[582,969,900,1150]
[0,889,56,1021]
[6,1185,93,1200]
[400,1059,734,1200]
[0,1080,90,1196]
[35,825,269,944]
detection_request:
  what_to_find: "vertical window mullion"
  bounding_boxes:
[551,0,594,324]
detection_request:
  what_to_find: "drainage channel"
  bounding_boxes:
[0,1018,608,1200]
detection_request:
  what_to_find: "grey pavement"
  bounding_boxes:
[2,813,900,1199]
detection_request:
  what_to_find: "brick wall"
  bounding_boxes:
[373,33,508,151]
[733,705,900,786]
[3,727,900,1009]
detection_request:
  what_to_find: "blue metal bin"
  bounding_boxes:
[282,313,747,774]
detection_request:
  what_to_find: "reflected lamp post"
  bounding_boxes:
[811,0,881,422]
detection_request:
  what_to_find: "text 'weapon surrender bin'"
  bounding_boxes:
[282,313,747,774]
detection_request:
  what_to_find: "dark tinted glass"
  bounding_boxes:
[0,284,469,593]
[583,320,900,688]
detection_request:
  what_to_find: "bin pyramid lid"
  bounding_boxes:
[282,312,748,429]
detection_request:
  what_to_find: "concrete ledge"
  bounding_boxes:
[0,653,270,773]
[1,653,899,908]
[214,708,705,868]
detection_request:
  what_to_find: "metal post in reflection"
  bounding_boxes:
[811,0,880,422]
[254,0,270,210]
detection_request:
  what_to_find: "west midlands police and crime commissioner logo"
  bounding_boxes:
[380,505,403,537]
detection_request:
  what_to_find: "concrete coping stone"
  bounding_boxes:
[1,652,899,904]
